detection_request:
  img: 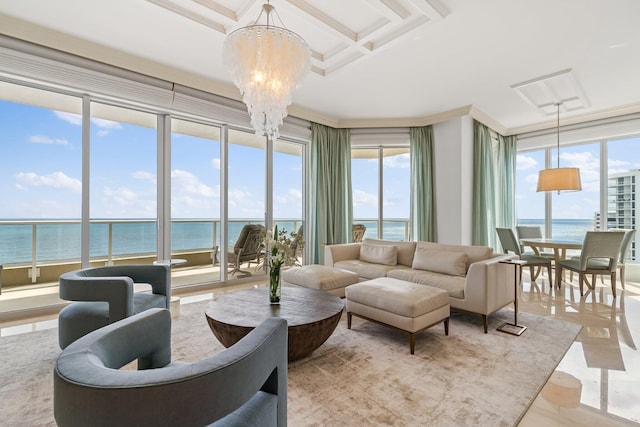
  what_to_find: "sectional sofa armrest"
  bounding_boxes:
[463,254,518,314]
[324,243,362,267]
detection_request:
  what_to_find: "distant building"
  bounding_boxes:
[608,169,639,260]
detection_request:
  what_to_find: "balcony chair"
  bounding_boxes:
[555,231,625,297]
[496,228,553,284]
[54,308,288,427]
[352,224,366,243]
[289,225,304,264]
[228,224,265,276]
[57,264,170,349]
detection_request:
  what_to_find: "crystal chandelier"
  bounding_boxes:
[223,1,311,139]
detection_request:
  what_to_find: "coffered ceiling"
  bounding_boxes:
[1,0,640,135]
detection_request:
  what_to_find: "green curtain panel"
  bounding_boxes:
[472,121,496,247]
[309,122,353,264]
[410,126,437,242]
[496,134,517,230]
[472,121,517,250]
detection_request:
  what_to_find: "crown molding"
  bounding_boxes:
[506,102,640,135]
[4,13,639,137]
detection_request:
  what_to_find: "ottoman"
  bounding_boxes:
[282,264,359,297]
[346,277,450,354]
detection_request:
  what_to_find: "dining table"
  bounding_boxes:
[519,238,583,263]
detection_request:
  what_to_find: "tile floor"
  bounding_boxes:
[1,270,639,426]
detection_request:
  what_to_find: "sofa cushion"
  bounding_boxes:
[359,243,398,266]
[334,260,411,280]
[388,269,465,299]
[363,239,417,267]
[415,242,492,271]
[412,249,467,277]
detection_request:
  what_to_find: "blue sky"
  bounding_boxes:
[0,100,303,220]
[516,137,640,219]
[2,99,639,222]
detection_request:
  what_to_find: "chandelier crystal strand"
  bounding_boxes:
[223,8,311,139]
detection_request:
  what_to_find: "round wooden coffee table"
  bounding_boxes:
[205,286,344,361]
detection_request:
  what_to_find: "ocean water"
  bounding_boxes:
[517,218,596,241]
[0,218,594,265]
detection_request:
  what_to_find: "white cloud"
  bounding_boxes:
[516,154,537,170]
[171,169,216,197]
[132,171,156,183]
[103,186,138,203]
[353,189,377,206]
[14,171,81,193]
[54,111,122,136]
[275,188,302,205]
[385,153,410,168]
[29,135,70,146]
[54,111,82,125]
[211,158,221,170]
[524,173,539,184]
[99,186,156,217]
[91,118,123,129]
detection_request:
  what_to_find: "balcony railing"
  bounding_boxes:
[0,219,304,288]
[0,218,409,290]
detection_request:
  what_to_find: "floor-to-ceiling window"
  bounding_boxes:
[352,148,379,239]
[351,146,410,241]
[550,142,600,241]
[89,102,158,265]
[515,149,546,233]
[0,44,312,308]
[607,136,640,260]
[171,118,221,285]
[0,82,82,286]
[227,128,266,276]
[382,148,410,240]
[273,140,304,262]
[516,133,639,263]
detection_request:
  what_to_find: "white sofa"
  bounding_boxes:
[324,238,517,332]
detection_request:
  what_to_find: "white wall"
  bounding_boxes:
[433,116,474,245]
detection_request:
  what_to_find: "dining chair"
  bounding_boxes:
[615,229,636,289]
[568,229,636,289]
[515,226,555,259]
[555,231,625,297]
[496,228,553,284]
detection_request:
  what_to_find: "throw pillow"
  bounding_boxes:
[412,249,468,276]
[360,243,398,266]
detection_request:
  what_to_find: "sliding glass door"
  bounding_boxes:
[0,82,82,285]
[89,102,158,265]
[171,118,221,285]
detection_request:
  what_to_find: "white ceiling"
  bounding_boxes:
[1,0,640,134]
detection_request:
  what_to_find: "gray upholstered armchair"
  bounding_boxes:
[54,308,288,427]
[57,264,170,349]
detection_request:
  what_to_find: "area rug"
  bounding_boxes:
[0,300,581,426]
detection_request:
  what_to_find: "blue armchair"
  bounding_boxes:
[53,308,288,427]
[57,264,170,349]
